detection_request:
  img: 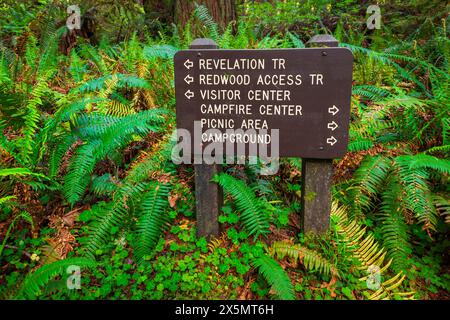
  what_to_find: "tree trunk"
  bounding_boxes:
[142,0,176,29]
[175,0,237,29]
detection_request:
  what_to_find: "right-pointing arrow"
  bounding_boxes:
[327,136,337,146]
[328,105,339,116]
[327,121,338,131]
[184,74,194,84]
[185,90,194,99]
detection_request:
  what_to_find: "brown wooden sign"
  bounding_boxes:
[174,47,353,158]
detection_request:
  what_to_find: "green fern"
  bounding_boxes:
[84,183,146,257]
[252,254,295,300]
[287,31,305,48]
[77,74,150,94]
[134,182,171,262]
[404,154,450,174]
[62,109,167,204]
[349,153,445,233]
[0,167,46,178]
[349,156,391,216]
[434,195,450,225]
[143,45,178,60]
[0,211,33,258]
[378,176,412,272]
[0,195,16,207]
[91,174,119,197]
[20,76,49,165]
[352,85,391,101]
[213,173,270,238]
[395,156,439,231]
[16,257,96,299]
[84,139,174,257]
[194,4,219,42]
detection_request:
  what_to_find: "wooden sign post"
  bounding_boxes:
[301,34,340,234]
[190,39,222,239]
[174,36,352,237]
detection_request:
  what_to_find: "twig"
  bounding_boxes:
[2,244,32,259]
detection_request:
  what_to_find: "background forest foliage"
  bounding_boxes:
[0,0,449,300]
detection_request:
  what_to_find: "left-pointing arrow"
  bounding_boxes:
[184,75,194,84]
[184,59,193,69]
[326,136,337,146]
[185,90,194,99]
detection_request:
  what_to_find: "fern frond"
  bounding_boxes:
[406,154,450,174]
[287,31,305,48]
[16,257,96,299]
[213,173,270,237]
[271,241,338,277]
[395,156,439,232]
[0,52,12,88]
[349,156,391,215]
[134,182,171,262]
[252,254,295,300]
[331,201,414,300]
[0,167,43,178]
[21,77,48,165]
[433,195,450,224]
[78,43,109,74]
[379,176,412,272]
[125,134,174,184]
[77,74,150,94]
[84,200,128,256]
[143,45,178,60]
[68,50,87,84]
[63,140,100,204]
[91,174,119,197]
[48,133,77,178]
[194,4,219,42]
[63,110,167,204]
[106,99,135,117]
[352,85,391,101]
[0,196,16,207]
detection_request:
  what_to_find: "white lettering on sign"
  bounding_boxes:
[202,131,271,144]
[200,90,241,100]
[200,104,252,115]
[200,118,235,129]
[241,119,268,129]
[248,90,291,101]
[259,104,302,116]
[272,58,286,69]
[175,47,355,161]
[256,74,302,86]
[199,74,251,85]
[309,73,324,85]
[199,58,265,70]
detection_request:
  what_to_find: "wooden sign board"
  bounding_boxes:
[174,47,353,158]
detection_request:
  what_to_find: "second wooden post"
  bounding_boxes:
[300,34,339,234]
